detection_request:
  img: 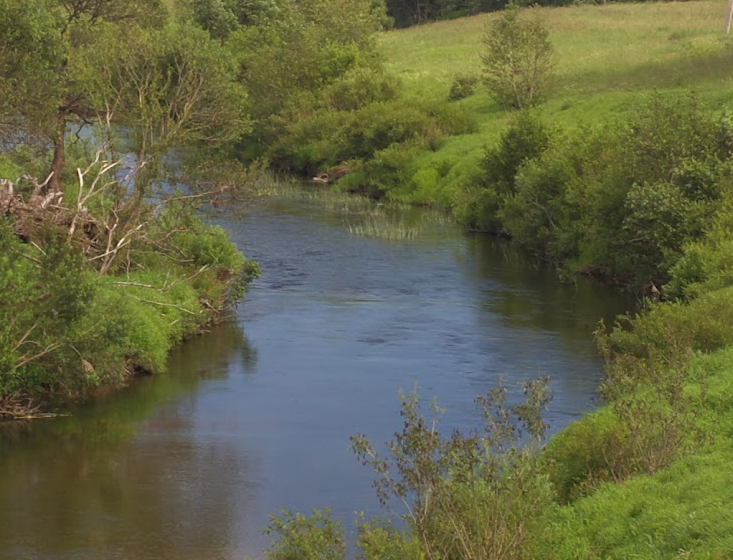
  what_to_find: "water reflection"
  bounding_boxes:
[0,198,634,560]
[0,323,259,560]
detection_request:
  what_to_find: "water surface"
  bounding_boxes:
[0,196,632,560]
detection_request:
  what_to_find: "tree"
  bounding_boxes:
[0,0,167,192]
[72,20,248,194]
[481,5,554,109]
[227,0,388,152]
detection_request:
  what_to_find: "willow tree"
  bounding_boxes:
[0,0,167,192]
[71,20,248,195]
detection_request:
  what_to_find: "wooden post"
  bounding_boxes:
[726,0,733,35]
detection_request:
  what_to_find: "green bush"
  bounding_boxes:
[479,109,555,197]
[545,408,629,503]
[338,140,423,198]
[270,96,475,197]
[666,194,733,299]
[460,109,554,232]
[323,66,401,111]
[604,285,733,362]
[256,509,346,560]
[356,519,424,560]
[448,73,480,102]
[481,6,554,109]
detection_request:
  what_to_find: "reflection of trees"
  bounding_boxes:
[462,234,635,344]
[446,234,637,427]
[0,321,260,560]
[167,320,259,376]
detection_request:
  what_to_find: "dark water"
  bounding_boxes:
[0,196,632,560]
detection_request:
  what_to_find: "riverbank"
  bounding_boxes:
[263,1,733,293]
[0,168,259,419]
[250,194,733,559]
[248,4,733,555]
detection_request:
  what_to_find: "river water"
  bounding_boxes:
[0,195,632,560]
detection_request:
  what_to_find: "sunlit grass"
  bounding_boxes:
[378,1,733,202]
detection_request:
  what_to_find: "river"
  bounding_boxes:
[0,194,632,560]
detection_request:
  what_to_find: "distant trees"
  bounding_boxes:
[385,0,502,27]
[480,6,554,109]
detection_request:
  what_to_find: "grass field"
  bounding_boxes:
[378,1,733,202]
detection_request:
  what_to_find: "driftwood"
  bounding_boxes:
[1,173,99,245]
[312,164,352,184]
[0,156,136,270]
[0,394,70,420]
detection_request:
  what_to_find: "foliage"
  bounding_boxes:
[481,6,554,109]
[228,0,388,154]
[268,97,475,196]
[456,109,553,232]
[448,73,479,102]
[456,92,732,291]
[255,509,346,560]
[351,380,554,560]
[0,0,170,191]
[71,19,248,193]
[0,159,259,417]
[356,518,425,560]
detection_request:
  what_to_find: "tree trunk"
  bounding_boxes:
[48,121,66,193]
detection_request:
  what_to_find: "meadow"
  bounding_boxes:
[378,0,733,203]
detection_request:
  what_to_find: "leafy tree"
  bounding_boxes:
[71,19,248,193]
[481,5,554,109]
[0,0,167,192]
[228,0,388,154]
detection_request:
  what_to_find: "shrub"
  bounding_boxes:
[323,66,401,111]
[351,380,555,560]
[448,73,479,102]
[255,509,346,560]
[481,6,554,109]
[666,194,733,299]
[480,109,555,197]
[356,519,424,560]
[460,109,554,232]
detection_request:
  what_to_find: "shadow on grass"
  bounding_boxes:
[561,47,733,96]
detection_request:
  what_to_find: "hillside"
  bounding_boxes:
[378,0,733,203]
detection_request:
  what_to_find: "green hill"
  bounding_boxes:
[378,0,733,203]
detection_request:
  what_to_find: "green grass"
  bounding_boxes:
[347,215,421,240]
[378,0,733,202]
[547,347,733,559]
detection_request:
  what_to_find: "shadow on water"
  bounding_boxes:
[465,234,631,343]
[0,322,259,560]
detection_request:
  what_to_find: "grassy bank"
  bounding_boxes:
[266,1,733,291]
[0,163,259,419]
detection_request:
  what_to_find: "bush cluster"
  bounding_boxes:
[269,90,477,198]
[458,93,731,292]
[0,208,259,415]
